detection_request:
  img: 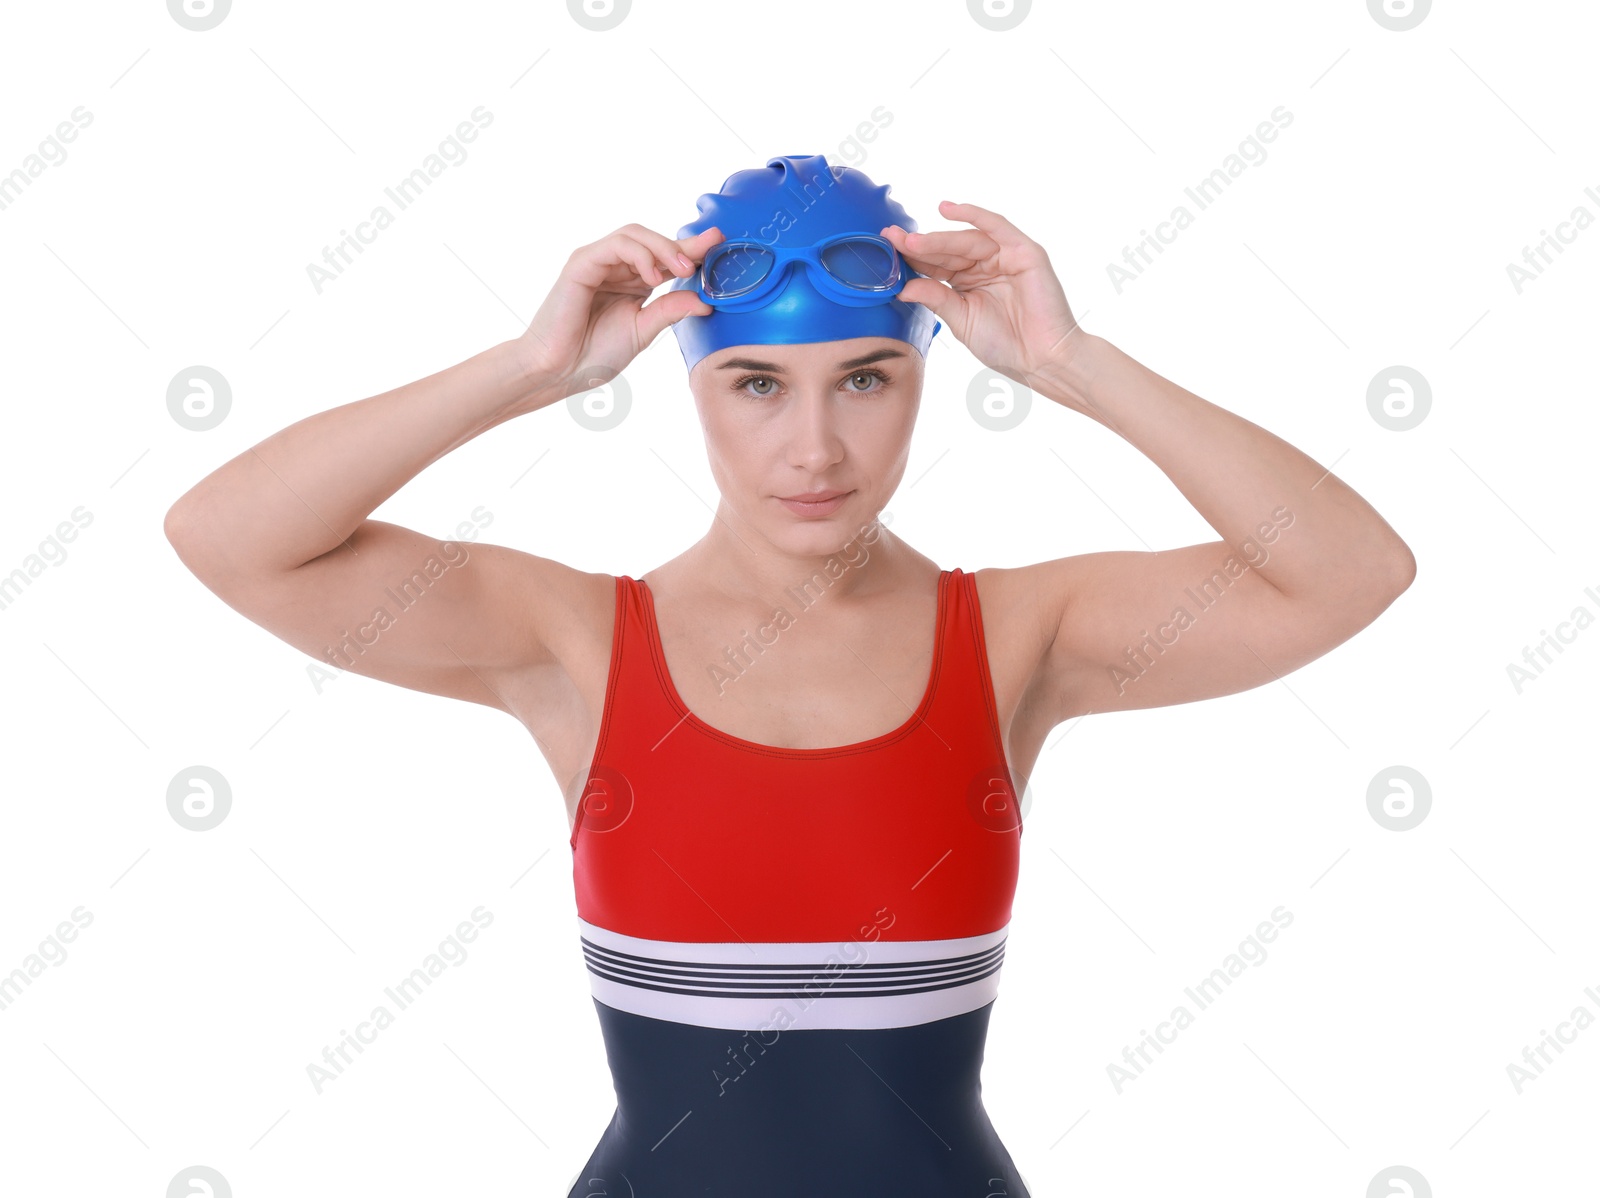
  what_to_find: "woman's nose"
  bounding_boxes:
[784,391,846,468]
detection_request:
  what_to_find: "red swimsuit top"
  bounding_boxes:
[570,568,1024,1032]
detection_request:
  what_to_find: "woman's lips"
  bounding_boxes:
[777,490,851,517]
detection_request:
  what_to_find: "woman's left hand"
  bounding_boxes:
[881,201,1089,389]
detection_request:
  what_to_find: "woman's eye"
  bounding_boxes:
[735,370,886,397]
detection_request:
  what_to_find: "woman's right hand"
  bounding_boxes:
[514,224,724,401]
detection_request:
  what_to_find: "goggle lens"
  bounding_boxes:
[704,245,774,298]
[819,237,900,290]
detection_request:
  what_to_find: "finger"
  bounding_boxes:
[617,223,702,279]
[579,230,688,290]
[902,249,982,276]
[888,225,999,265]
[579,231,665,291]
[897,275,966,327]
[635,285,713,345]
[933,201,1032,250]
[879,225,984,279]
[674,226,726,265]
[877,227,952,278]
[902,260,961,284]
[897,251,974,285]
[565,235,650,291]
[618,232,676,287]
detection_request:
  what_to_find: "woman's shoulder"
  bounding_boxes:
[967,561,1066,659]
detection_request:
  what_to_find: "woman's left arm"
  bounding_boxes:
[1037,332,1418,603]
[884,202,1416,721]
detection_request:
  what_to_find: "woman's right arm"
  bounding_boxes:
[163,223,721,716]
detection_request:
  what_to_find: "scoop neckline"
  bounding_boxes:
[635,569,951,757]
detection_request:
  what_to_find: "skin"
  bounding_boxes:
[164,207,1417,836]
[641,333,952,772]
[661,334,934,635]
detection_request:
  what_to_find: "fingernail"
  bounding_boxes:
[676,252,693,272]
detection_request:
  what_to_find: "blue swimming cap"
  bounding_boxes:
[669,154,941,372]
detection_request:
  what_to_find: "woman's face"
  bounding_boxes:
[687,336,924,553]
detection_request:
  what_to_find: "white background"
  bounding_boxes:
[2,0,1595,1194]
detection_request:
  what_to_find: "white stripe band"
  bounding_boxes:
[577,917,1008,1031]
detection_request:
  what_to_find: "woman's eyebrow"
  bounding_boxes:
[713,348,908,373]
[837,348,908,370]
[715,357,784,372]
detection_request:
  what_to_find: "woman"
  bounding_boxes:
[165,154,1415,1195]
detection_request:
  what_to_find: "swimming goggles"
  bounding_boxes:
[696,232,906,311]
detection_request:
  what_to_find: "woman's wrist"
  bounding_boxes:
[1031,331,1112,418]
[494,337,568,415]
